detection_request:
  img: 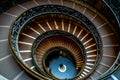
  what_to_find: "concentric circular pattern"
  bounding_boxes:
[0,0,118,80]
[17,13,99,79]
[8,5,106,80]
[32,31,85,79]
[43,47,80,79]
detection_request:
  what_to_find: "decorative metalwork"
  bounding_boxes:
[10,4,102,56]
[32,30,85,79]
[32,30,85,53]
[104,0,120,26]
[9,5,102,79]
[1,0,118,79]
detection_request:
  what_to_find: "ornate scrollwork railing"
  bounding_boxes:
[9,5,102,79]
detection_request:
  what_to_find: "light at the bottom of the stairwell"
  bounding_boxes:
[58,64,67,72]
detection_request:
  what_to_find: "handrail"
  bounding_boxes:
[102,0,120,45]
[9,5,102,79]
[103,0,120,27]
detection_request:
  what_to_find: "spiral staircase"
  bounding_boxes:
[0,0,120,80]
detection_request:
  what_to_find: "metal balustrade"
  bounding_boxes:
[0,0,119,80]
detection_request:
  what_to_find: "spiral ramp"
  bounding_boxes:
[0,0,120,80]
